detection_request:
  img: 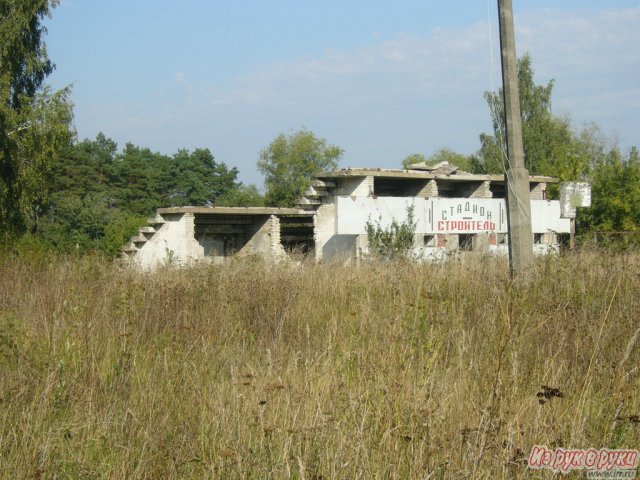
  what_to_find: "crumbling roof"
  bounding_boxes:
[317,166,557,184]
[406,160,459,175]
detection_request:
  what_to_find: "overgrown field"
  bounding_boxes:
[0,252,639,479]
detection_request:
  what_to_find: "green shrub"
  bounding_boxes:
[365,204,416,260]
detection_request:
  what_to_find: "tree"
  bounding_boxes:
[401,153,427,169]
[39,133,244,255]
[579,146,640,244]
[50,133,116,199]
[474,54,589,183]
[0,0,74,237]
[107,143,173,216]
[167,148,239,207]
[40,134,131,253]
[258,129,343,207]
[216,184,265,207]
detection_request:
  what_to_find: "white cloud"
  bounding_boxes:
[517,7,640,73]
[515,6,640,143]
[205,6,639,116]
[75,6,639,184]
[174,71,193,96]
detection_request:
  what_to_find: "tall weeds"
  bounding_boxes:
[0,251,638,478]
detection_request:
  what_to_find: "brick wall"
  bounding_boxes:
[335,176,373,196]
[268,215,287,259]
[530,182,547,200]
[416,179,438,198]
[470,181,492,198]
[136,213,204,269]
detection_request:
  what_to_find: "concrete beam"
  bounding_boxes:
[196,225,245,234]
[316,169,557,184]
[158,206,309,215]
[194,217,256,225]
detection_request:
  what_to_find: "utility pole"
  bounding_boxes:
[497,0,534,277]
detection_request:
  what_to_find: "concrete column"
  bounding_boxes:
[505,168,534,273]
[498,0,534,277]
[416,179,438,198]
[268,215,287,259]
[529,182,546,200]
[469,181,492,199]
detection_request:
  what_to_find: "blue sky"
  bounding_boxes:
[46,1,640,186]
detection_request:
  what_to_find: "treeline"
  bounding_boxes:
[2,2,638,258]
[0,1,329,258]
[408,136,640,245]
[33,134,265,256]
[25,127,341,256]
[403,55,640,243]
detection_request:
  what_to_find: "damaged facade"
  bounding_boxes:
[122,163,570,269]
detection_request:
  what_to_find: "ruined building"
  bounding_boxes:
[122,163,570,269]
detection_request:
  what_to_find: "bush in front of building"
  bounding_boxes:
[365,204,417,260]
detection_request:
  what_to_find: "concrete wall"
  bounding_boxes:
[267,215,288,260]
[130,178,565,266]
[134,213,203,269]
[133,214,287,270]
[335,176,374,196]
[314,195,570,261]
[336,197,503,234]
[530,201,568,233]
[314,176,374,261]
[313,199,360,261]
[313,200,336,261]
[335,197,569,235]
[237,216,270,257]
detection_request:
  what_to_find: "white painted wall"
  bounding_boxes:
[314,175,374,261]
[531,201,571,233]
[336,197,570,235]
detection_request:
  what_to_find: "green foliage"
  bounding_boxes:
[12,233,55,264]
[401,153,427,168]
[474,53,589,182]
[216,184,265,207]
[258,129,343,207]
[101,213,148,257]
[35,134,241,256]
[52,133,116,197]
[579,146,640,246]
[473,52,639,245]
[365,204,417,260]
[0,0,56,107]
[166,148,239,207]
[0,0,74,236]
[39,192,111,252]
[108,143,173,215]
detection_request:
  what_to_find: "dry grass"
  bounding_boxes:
[0,251,639,479]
